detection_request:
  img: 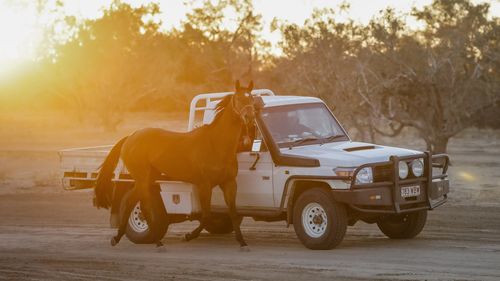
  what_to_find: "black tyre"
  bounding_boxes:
[204,214,234,234]
[293,188,347,250]
[121,189,168,244]
[377,210,427,239]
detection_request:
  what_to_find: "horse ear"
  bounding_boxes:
[235,80,240,90]
[248,80,254,91]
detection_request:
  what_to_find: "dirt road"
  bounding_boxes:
[0,192,499,281]
[0,118,499,281]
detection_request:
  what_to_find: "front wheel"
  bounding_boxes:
[293,188,347,250]
[121,189,168,244]
[377,210,427,239]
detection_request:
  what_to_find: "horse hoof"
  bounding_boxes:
[156,241,166,253]
[240,245,250,252]
[110,237,118,247]
[182,233,190,242]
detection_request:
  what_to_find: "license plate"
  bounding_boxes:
[401,185,420,198]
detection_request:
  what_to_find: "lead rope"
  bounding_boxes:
[242,121,251,147]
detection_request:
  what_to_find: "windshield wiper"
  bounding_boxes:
[288,136,320,149]
[321,134,346,144]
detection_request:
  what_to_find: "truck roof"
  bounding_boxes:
[261,95,323,107]
[188,90,324,130]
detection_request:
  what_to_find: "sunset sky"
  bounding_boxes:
[0,0,498,69]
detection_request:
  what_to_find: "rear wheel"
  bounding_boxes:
[377,210,427,239]
[204,214,234,234]
[121,189,168,244]
[293,188,347,250]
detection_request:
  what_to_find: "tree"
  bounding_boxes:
[267,8,377,141]
[177,0,265,87]
[271,0,499,153]
[362,0,499,152]
[50,2,163,130]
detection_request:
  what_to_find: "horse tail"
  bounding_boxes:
[94,137,128,209]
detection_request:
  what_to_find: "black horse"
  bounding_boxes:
[94,81,256,250]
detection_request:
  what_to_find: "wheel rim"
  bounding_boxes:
[128,202,149,233]
[302,202,328,238]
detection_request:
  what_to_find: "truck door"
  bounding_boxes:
[234,150,274,207]
[212,125,275,208]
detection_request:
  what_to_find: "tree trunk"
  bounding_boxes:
[431,136,449,154]
[368,126,376,143]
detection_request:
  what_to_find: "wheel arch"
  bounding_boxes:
[285,179,333,225]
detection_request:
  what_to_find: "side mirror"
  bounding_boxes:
[251,139,262,152]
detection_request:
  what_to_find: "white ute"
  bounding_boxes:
[60,89,450,249]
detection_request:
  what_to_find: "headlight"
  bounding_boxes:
[356,167,373,184]
[411,159,424,177]
[398,161,409,179]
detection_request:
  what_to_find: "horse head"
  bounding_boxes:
[232,80,256,125]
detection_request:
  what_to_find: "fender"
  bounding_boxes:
[279,175,350,225]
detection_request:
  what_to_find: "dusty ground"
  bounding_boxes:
[0,193,499,281]
[0,112,499,280]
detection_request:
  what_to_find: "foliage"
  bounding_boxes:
[44,0,266,130]
[269,0,499,152]
[265,8,374,140]
[178,0,266,86]
[44,2,163,129]
[371,0,500,152]
[0,0,498,152]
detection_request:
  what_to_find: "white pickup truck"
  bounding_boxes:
[60,89,450,250]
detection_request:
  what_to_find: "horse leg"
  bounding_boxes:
[184,184,212,241]
[221,180,248,249]
[111,188,138,246]
[136,177,165,248]
[148,169,165,248]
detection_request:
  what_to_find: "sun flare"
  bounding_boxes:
[0,2,43,75]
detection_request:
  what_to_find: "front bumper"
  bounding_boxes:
[332,152,450,214]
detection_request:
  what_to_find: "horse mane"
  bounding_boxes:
[212,94,233,123]
[193,94,234,133]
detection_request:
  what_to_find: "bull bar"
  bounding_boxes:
[334,152,450,214]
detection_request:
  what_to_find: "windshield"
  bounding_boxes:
[261,102,348,147]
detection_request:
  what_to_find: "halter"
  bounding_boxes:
[231,93,255,146]
[231,93,254,123]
